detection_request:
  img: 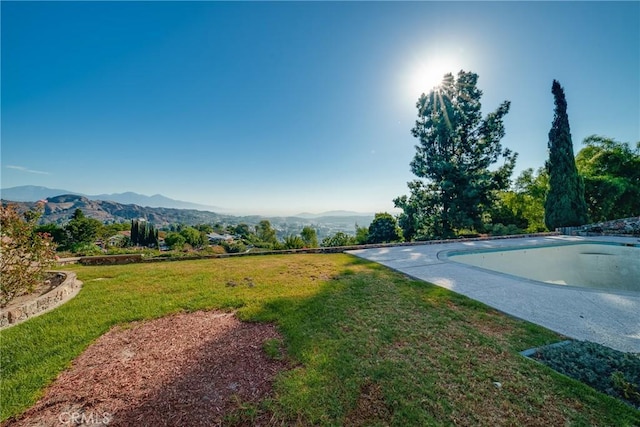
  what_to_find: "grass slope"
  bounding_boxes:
[1,254,638,425]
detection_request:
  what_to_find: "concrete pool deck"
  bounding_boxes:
[347,235,640,353]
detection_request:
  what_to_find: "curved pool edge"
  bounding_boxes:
[441,240,640,294]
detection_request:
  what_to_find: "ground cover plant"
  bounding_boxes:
[1,254,639,425]
[533,341,640,409]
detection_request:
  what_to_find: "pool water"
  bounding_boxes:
[448,242,639,292]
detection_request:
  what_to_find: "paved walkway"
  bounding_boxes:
[347,235,640,353]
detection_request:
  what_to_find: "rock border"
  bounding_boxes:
[0,271,83,329]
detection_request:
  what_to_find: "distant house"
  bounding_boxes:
[107,230,130,247]
[206,232,235,243]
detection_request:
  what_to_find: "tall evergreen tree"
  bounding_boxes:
[129,220,158,247]
[131,220,139,246]
[544,80,588,229]
[395,71,517,239]
[141,222,149,246]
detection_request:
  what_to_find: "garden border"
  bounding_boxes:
[0,271,83,329]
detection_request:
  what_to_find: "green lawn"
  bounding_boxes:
[1,254,638,425]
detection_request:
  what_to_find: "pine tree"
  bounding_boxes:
[544,80,588,230]
[395,71,517,239]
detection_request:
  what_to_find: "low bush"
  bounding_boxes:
[221,240,247,253]
[200,245,226,255]
[70,243,104,256]
[488,223,523,236]
[283,235,305,249]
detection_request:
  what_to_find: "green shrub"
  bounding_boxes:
[0,204,56,306]
[283,235,305,249]
[488,223,523,236]
[70,243,104,256]
[321,232,356,247]
[221,240,247,253]
[534,341,640,409]
[456,228,480,238]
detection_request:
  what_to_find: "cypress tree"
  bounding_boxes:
[142,222,150,247]
[140,222,147,246]
[544,80,588,230]
[131,220,139,246]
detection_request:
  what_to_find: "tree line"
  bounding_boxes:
[392,71,639,241]
[6,70,637,306]
[130,219,159,247]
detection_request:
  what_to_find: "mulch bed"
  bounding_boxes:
[4,311,289,426]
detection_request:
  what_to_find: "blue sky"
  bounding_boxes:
[2,1,638,216]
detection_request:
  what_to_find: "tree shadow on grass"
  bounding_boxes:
[6,261,634,427]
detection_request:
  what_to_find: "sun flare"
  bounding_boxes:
[408,57,460,98]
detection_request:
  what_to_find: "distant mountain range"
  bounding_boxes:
[0,186,374,238]
[1,185,220,211]
[294,210,372,218]
[1,186,373,218]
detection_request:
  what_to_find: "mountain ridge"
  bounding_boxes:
[1,185,376,218]
[1,185,220,211]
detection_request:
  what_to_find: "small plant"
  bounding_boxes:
[611,371,640,404]
[534,340,640,409]
[223,395,260,426]
[262,338,285,361]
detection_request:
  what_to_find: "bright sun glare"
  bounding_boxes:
[408,57,460,98]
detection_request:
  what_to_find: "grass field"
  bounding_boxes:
[1,253,638,425]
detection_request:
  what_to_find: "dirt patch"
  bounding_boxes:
[4,311,289,426]
[344,381,392,426]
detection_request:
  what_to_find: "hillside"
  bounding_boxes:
[2,195,372,239]
[4,194,231,227]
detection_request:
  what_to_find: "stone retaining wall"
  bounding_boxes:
[79,254,143,265]
[0,271,83,329]
[559,216,640,237]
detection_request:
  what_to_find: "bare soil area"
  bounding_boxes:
[4,311,289,427]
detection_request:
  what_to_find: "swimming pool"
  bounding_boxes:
[448,242,639,292]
